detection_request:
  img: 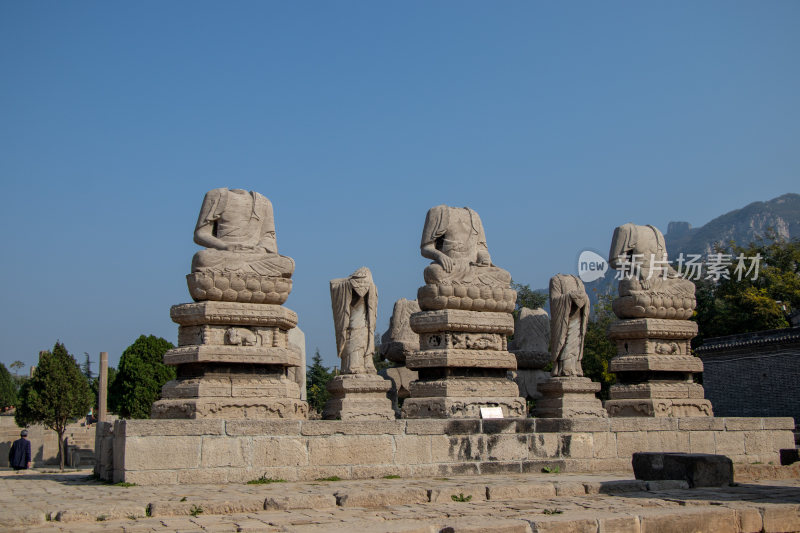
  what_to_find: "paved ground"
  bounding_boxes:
[1,468,799,532]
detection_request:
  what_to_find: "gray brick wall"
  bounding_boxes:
[699,336,800,426]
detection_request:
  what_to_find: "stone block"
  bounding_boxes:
[732,507,763,533]
[644,430,689,453]
[225,420,301,436]
[688,431,716,454]
[394,435,432,464]
[296,465,351,481]
[435,462,480,476]
[122,470,178,485]
[521,459,566,474]
[610,418,678,432]
[124,436,201,470]
[176,468,229,484]
[536,418,611,433]
[715,431,745,456]
[678,417,725,431]
[743,431,773,456]
[252,437,308,467]
[439,518,532,533]
[406,349,517,370]
[762,417,795,430]
[406,419,481,435]
[632,452,733,487]
[558,433,593,458]
[264,493,337,510]
[554,481,586,496]
[335,487,429,507]
[120,419,225,437]
[644,480,689,491]
[201,436,251,467]
[598,515,641,533]
[637,508,736,533]
[592,431,617,458]
[481,419,520,434]
[351,464,414,479]
[479,461,522,474]
[428,486,486,503]
[486,434,529,461]
[528,433,560,458]
[410,309,514,334]
[762,504,800,533]
[486,482,556,500]
[170,301,298,328]
[526,516,598,532]
[308,435,393,465]
[616,431,648,457]
[583,480,646,494]
[724,418,763,430]
[301,420,406,435]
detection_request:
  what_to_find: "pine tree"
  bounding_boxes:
[306,349,334,414]
[108,335,175,419]
[15,342,92,469]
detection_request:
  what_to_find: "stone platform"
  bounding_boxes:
[96,416,795,485]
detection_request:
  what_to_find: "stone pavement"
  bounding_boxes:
[1,468,799,532]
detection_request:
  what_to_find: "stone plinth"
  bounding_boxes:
[535,377,607,418]
[402,310,525,419]
[605,318,712,418]
[152,302,308,420]
[323,374,395,421]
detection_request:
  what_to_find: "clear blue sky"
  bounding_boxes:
[1,1,798,372]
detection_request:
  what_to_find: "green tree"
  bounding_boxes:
[0,363,16,410]
[511,281,548,316]
[109,335,175,419]
[91,366,117,413]
[306,349,335,414]
[14,342,92,469]
[9,360,24,377]
[581,293,617,400]
[693,237,800,346]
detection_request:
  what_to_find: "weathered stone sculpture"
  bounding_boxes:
[535,275,606,418]
[380,298,421,364]
[151,188,307,419]
[417,205,516,312]
[508,307,551,401]
[402,206,525,418]
[605,223,712,417]
[324,267,394,420]
[187,188,295,304]
[608,223,695,319]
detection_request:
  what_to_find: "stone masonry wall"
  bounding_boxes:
[0,414,96,467]
[105,417,796,485]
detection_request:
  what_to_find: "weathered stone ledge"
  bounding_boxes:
[99,417,796,485]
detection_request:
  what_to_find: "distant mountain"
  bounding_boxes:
[665,193,800,257]
[579,193,799,313]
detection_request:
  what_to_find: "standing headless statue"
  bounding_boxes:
[549,274,589,377]
[325,267,394,420]
[330,267,378,374]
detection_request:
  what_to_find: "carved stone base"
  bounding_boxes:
[535,377,607,418]
[403,308,522,419]
[401,396,526,419]
[607,318,712,418]
[151,397,308,419]
[156,300,307,420]
[322,374,395,421]
[605,398,713,418]
[187,272,292,305]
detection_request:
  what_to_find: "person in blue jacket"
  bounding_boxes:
[8,429,31,470]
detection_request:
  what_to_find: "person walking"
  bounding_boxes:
[8,429,32,471]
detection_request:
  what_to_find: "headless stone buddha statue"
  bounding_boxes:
[191,188,295,278]
[330,267,378,375]
[549,274,589,377]
[420,205,511,288]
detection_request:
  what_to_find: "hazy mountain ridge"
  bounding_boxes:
[665,193,800,258]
